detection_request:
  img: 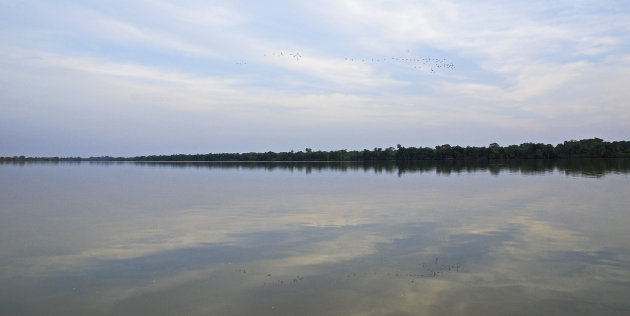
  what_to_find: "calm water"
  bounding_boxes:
[1,160,629,315]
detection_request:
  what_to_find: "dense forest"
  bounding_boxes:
[2,138,630,162]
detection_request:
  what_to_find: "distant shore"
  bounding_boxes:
[2,138,629,162]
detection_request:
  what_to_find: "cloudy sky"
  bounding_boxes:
[1,0,629,157]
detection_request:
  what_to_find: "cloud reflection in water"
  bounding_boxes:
[0,161,629,315]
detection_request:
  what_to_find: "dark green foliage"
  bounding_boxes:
[2,138,629,162]
[554,138,630,158]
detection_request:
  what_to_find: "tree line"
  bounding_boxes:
[2,138,629,162]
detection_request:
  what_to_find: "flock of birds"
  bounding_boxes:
[343,56,455,73]
[236,50,455,74]
[265,51,303,61]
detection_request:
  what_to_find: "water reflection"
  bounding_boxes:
[0,160,629,315]
[4,158,630,178]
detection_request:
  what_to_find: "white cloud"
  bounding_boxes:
[1,0,630,155]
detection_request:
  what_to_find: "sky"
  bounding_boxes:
[1,0,629,157]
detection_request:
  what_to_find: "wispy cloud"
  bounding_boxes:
[1,0,629,155]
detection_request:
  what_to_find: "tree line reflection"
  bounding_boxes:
[5,159,628,178]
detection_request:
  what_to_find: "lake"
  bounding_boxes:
[1,160,629,315]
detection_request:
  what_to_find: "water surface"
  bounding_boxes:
[1,160,629,315]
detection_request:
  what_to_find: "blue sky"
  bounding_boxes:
[1,0,629,156]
